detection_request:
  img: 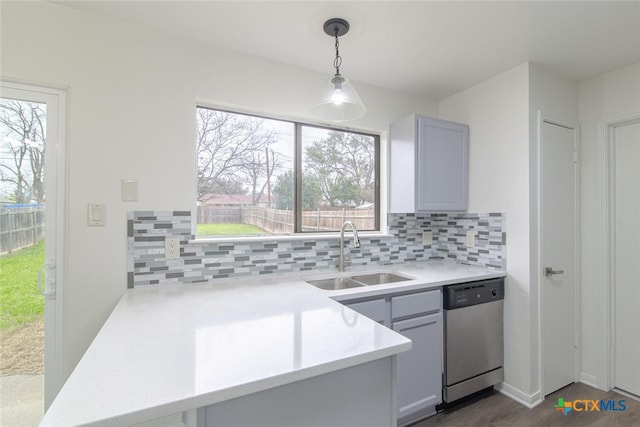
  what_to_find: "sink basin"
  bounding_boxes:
[306,277,365,290]
[305,271,413,290]
[349,273,412,286]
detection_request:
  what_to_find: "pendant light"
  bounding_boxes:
[311,18,366,122]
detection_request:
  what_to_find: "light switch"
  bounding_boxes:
[121,179,138,202]
[87,204,106,226]
[466,230,476,247]
[422,230,433,245]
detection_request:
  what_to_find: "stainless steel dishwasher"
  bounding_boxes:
[442,278,504,403]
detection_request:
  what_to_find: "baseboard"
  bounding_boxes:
[496,382,542,409]
[613,387,640,402]
[580,372,599,389]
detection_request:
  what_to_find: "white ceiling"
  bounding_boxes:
[53,1,640,100]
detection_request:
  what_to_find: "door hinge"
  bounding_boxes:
[573,150,578,164]
[574,334,579,349]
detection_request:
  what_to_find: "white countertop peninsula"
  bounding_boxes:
[40,261,505,426]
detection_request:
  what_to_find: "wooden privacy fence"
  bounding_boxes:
[299,207,374,232]
[0,205,45,254]
[197,206,242,224]
[243,206,295,233]
[199,205,375,233]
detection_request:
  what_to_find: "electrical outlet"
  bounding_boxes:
[165,237,180,259]
[465,230,476,247]
[422,230,433,245]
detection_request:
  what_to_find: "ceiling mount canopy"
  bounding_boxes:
[323,18,349,38]
[311,18,366,123]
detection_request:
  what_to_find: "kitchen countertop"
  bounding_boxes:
[40,261,505,426]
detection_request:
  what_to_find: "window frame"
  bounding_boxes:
[195,105,381,237]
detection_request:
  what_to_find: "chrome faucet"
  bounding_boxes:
[339,221,361,272]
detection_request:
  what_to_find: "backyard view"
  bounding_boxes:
[196,107,378,235]
[1,96,47,424]
[196,223,265,236]
[0,241,45,375]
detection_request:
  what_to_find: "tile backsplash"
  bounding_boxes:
[127,211,506,288]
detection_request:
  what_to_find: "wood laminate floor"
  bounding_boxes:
[412,383,640,427]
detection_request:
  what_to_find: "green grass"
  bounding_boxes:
[197,223,266,236]
[0,241,45,329]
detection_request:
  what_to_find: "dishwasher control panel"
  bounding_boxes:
[444,278,504,309]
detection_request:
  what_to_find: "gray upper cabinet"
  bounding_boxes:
[389,115,469,212]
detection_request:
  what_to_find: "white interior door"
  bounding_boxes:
[0,81,66,410]
[541,120,577,396]
[613,120,640,397]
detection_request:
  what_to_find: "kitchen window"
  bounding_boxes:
[196,106,380,237]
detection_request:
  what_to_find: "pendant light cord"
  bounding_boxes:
[333,31,342,76]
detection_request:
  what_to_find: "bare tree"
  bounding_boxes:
[196,108,278,202]
[242,148,281,205]
[0,99,46,203]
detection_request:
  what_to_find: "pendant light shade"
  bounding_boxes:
[311,18,366,122]
[312,74,366,122]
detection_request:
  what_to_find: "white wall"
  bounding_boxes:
[438,63,535,401]
[440,60,640,400]
[0,1,437,375]
[438,62,579,405]
[578,62,640,389]
[528,63,578,395]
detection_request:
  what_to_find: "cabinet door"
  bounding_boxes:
[392,313,442,420]
[416,116,468,211]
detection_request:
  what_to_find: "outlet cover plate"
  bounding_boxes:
[422,230,433,245]
[121,179,138,202]
[165,237,180,259]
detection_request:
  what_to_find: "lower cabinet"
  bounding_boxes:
[343,288,442,426]
[392,313,442,423]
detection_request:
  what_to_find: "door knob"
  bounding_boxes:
[544,267,564,278]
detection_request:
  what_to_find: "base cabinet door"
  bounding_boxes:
[392,313,443,422]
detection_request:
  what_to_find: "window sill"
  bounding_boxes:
[191,232,393,245]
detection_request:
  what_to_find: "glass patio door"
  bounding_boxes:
[0,81,66,422]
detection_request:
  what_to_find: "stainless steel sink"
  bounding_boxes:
[349,272,412,286]
[305,277,365,290]
[305,271,412,290]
